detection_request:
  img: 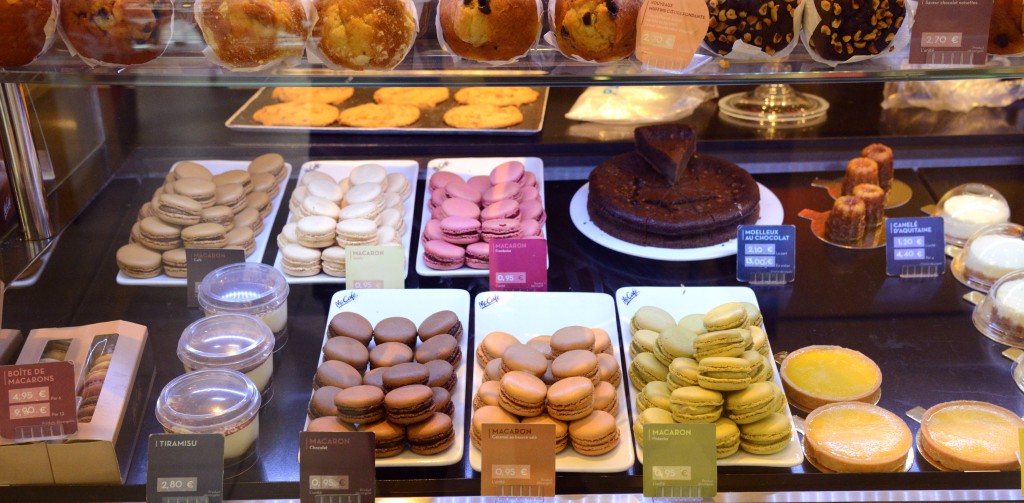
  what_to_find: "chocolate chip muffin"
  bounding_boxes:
[805,0,906,62]
[196,0,309,69]
[60,0,171,66]
[438,0,542,62]
[0,0,55,67]
[552,0,640,62]
[704,0,799,56]
[313,0,416,70]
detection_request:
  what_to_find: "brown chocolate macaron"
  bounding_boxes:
[407,412,455,455]
[315,360,363,390]
[329,312,374,346]
[500,344,548,378]
[425,360,457,393]
[308,386,343,419]
[334,385,386,424]
[382,362,430,391]
[370,342,415,368]
[551,349,600,384]
[415,334,462,367]
[323,336,370,372]
[359,419,406,458]
[431,386,455,417]
[363,367,387,390]
[418,310,464,341]
[550,326,597,357]
[307,416,357,432]
[374,317,418,346]
[384,384,435,424]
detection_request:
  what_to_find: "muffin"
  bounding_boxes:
[438,0,542,62]
[196,0,309,69]
[312,0,417,70]
[803,0,907,63]
[0,0,56,67]
[704,0,800,57]
[60,0,172,66]
[551,0,640,62]
[989,0,1024,55]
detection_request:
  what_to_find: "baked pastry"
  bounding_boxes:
[989,0,1024,55]
[271,87,355,104]
[803,402,911,473]
[196,0,309,69]
[825,196,866,243]
[339,103,420,128]
[779,346,881,411]
[635,123,696,185]
[438,0,542,62]
[919,401,1024,471]
[454,87,539,106]
[705,0,799,56]
[312,0,416,70]
[840,157,878,195]
[60,0,171,66]
[443,105,523,129]
[253,102,340,126]
[852,183,884,228]
[805,0,906,62]
[551,0,640,62]
[861,143,893,191]
[374,88,451,108]
[0,0,56,67]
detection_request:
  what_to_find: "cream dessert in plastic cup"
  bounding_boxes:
[197,263,290,349]
[178,314,275,393]
[936,184,1010,246]
[155,369,261,463]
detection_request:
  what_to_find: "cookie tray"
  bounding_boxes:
[225,87,548,135]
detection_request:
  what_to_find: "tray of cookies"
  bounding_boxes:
[225,87,549,135]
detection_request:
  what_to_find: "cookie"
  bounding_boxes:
[271,87,356,104]
[253,102,340,126]
[454,87,539,106]
[373,88,451,108]
[443,105,524,129]
[339,103,421,128]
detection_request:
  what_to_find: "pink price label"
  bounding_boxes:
[635,0,709,71]
[489,239,548,292]
[8,386,49,404]
[10,403,50,420]
[0,362,77,440]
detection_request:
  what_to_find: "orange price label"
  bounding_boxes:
[635,0,709,71]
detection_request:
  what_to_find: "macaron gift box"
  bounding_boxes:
[0,320,153,485]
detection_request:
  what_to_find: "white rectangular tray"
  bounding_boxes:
[415,157,548,277]
[271,160,419,284]
[614,286,804,468]
[470,291,636,473]
[116,160,292,286]
[308,288,469,467]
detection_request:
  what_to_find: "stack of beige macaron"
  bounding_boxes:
[471,326,624,457]
[277,164,411,277]
[628,302,791,459]
[116,154,286,279]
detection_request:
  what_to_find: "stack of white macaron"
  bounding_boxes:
[277,164,411,277]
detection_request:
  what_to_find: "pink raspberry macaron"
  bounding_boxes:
[466,242,490,269]
[520,186,540,202]
[429,189,448,213]
[439,197,481,221]
[481,218,522,242]
[482,183,521,206]
[429,171,462,192]
[520,199,545,224]
[444,179,482,205]
[467,175,492,193]
[480,199,520,221]
[423,240,466,270]
[522,171,538,188]
[440,216,482,245]
[422,219,445,243]
[520,218,542,237]
[490,161,526,186]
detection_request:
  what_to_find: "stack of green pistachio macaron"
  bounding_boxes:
[628,302,791,459]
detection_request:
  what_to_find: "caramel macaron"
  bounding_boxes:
[474,380,500,410]
[499,344,548,378]
[476,331,521,366]
[498,371,547,417]
[568,410,620,456]
[550,326,596,357]
[551,349,600,384]
[523,414,569,453]
[546,376,594,421]
[471,405,520,449]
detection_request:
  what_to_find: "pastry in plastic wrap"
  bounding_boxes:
[438,0,542,62]
[704,0,800,57]
[196,0,309,70]
[550,0,640,62]
[988,0,1024,55]
[312,0,417,70]
[59,0,171,66]
[803,0,906,62]
[0,0,56,67]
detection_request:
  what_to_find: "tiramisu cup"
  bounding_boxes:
[198,263,290,350]
[178,314,275,395]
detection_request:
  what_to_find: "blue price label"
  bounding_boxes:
[736,225,796,283]
[885,217,946,277]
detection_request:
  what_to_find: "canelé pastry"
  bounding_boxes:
[988,0,1024,55]
[780,346,881,411]
[0,0,55,67]
[840,157,879,195]
[312,0,416,70]
[804,402,911,473]
[824,196,866,243]
[961,224,1024,285]
[705,0,799,56]
[438,0,542,62]
[852,183,884,228]
[805,0,906,62]
[919,401,1024,472]
[196,0,309,69]
[992,276,1024,341]
[551,0,640,62]
[861,144,893,191]
[60,0,171,66]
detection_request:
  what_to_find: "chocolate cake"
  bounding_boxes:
[587,145,760,248]
[635,124,696,185]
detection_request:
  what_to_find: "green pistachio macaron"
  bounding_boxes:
[630,329,659,359]
[739,350,764,380]
[703,303,749,332]
[637,381,672,412]
[697,357,754,391]
[669,386,724,423]
[629,352,669,390]
[677,314,708,335]
[715,417,741,458]
[741,302,763,327]
[724,381,778,424]
[666,357,700,390]
[653,326,698,366]
[631,306,676,335]
[634,407,675,447]
[693,329,747,360]
[738,412,791,455]
[749,325,769,357]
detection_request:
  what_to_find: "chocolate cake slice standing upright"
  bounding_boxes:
[634,123,697,185]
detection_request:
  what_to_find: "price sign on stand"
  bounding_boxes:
[489,239,548,292]
[346,246,404,290]
[635,0,709,71]
[909,0,992,65]
[299,431,375,503]
[643,423,716,499]
[0,362,77,440]
[736,225,796,284]
[147,434,224,503]
[885,217,945,277]
[481,423,555,497]
[186,248,245,307]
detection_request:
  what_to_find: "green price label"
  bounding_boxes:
[643,423,717,499]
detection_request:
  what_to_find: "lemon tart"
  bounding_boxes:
[919,401,1024,471]
[780,346,882,412]
[804,402,912,473]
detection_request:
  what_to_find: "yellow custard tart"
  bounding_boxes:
[804,402,912,473]
[919,401,1024,472]
[780,345,882,411]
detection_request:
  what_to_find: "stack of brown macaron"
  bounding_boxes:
[77,350,115,423]
[305,309,464,457]
[116,154,286,279]
[471,325,623,456]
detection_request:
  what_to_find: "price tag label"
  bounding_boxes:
[147,434,224,503]
[346,246,404,290]
[0,361,77,440]
[635,0,709,71]
[481,423,555,497]
[736,225,796,284]
[885,217,946,277]
[186,248,245,308]
[643,423,716,498]
[489,239,547,292]
[909,0,992,65]
[299,431,375,503]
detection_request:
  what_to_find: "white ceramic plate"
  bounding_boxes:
[415,157,548,277]
[307,288,469,467]
[470,291,636,473]
[569,182,785,261]
[615,286,804,468]
[116,160,292,286]
[272,160,419,284]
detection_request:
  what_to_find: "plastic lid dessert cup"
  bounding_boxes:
[197,263,289,350]
[951,223,1024,293]
[155,369,261,468]
[935,184,1010,246]
[178,314,275,399]
[973,269,1024,348]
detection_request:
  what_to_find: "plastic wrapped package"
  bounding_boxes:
[195,0,312,71]
[881,80,1024,112]
[436,0,543,64]
[0,0,57,67]
[565,86,719,125]
[543,0,642,63]
[58,0,173,67]
[703,0,804,59]
[306,0,417,70]
[800,0,914,66]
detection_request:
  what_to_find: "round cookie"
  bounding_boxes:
[443,105,524,129]
[272,87,355,104]
[374,87,451,108]
[454,87,540,106]
[253,102,340,127]
[339,103,420,128]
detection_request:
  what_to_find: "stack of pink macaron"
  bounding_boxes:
[422,161,546,271]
